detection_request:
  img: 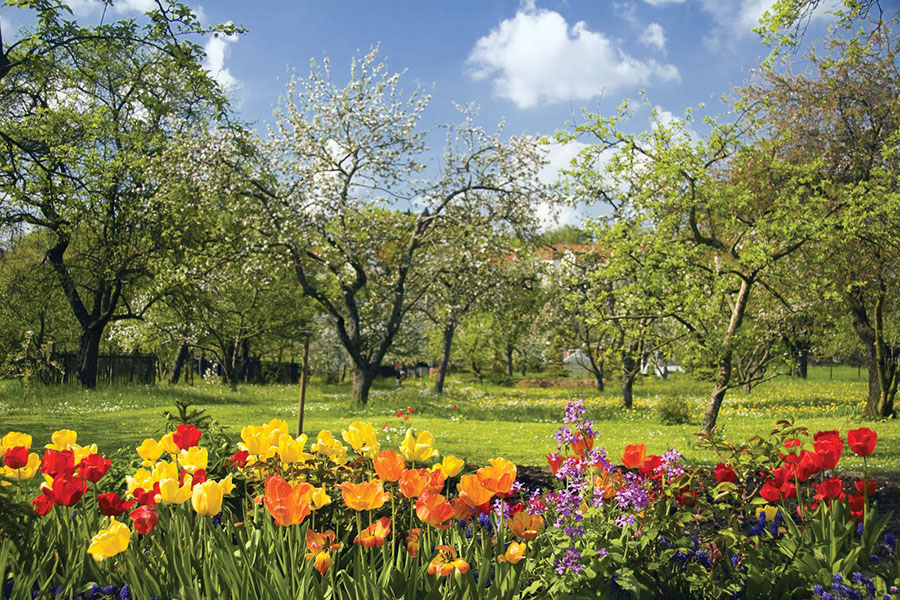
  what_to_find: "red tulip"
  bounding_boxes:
[173,424,202,450]
[780,481,797,500]
[783,438,801,450]
[814,435,843,470]
[854,478,877,496]
[713,463,737,484]
[621,444,646,469]
[2,446,28,469]
[133,483,161,506]
[571,433,594,457]
[812,477,844,503]
[759,482,782,503]
[847,428,877,457]
[41,449,75,478]
[848,493,866,521]
[77,453,111,484]
[227,450,249,468]
[813,430,840,441]
[31,495,53,516]
[130,505,159,534]
[676,489,698,507]
[546,453,564,475]
[98,492,136,517]
[639,455,663,478]
[796,451,823,482]
[49,472,87,506]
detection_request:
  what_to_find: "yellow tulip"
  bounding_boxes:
[277,434,314,464]
[432,455,464,478]
[240,425,276,458]
[756,505,778,522]
[221,474,235,495]
[1,431,32,452]
[71,443,98,467]
[267,419,289,437]
[151,461,178,484]
[45,429,77,451]
[159,478,192,504]
[159,432,179,455]
[191,480,225,516]
[400,429,438,462]
[312,431,347,465]
[341,422,380,458]
[136,439,163,466]
[178,447,208,473]
[126,468,153,496]
[309,485,332,510]
[88,518,130,562]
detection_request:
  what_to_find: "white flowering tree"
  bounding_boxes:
[204,49,548,405]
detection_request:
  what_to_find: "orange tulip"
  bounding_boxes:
[450,497,474,521]
[398,468,430,499]
[305,529,340,554]
[416,492,455,529]
[477,458,517,495]
[507,511,543,540]
[428,545,470,577]
[406,528,421,557]
[621,444,647,469]
[337,479,391,511]
[355,516,391,547]
[373,449,406,482]
[263,475,311,526]
[457,474,495,507]
[498,541,526,564]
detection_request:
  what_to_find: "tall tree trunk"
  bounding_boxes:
[505,345,513,377]
[795,348,808,379]
[520,357,527,376]
[351,364,376,406]
[848,288,899,418]
[76,327,103,388]
[169,339,190,384]
[434,323,455,395]
[622,352,637,409]
[594,360,605,392]
[702,277,753,433]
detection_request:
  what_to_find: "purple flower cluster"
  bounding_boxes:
[554,548,583,575]
[615,472,650,513]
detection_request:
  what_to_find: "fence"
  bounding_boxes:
[49,353,157,386]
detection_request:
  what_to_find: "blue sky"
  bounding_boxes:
[1,0,842,223]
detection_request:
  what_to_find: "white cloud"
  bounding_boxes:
[698,0,838,48]
[203,27,241,94]
[65,0,154,17]
[641,0,685,5]
[540,141,588,185]
[0,13,18,43]
[468,6,680,109]
[639,22,666,51]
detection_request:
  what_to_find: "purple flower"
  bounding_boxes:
[554,548,583,575]
[563,400,587,425]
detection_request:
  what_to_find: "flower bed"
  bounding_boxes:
[0,402,898,599]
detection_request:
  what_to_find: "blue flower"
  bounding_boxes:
[813,585,824,596]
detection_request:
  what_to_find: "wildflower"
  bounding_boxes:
[554,548,582,575]
[428,546,469,576]
[88,518,131,562]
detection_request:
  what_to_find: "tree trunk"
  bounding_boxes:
[76,327,103,388]
[505,345,513,377]
[848,288,899,418]
[169,339,190,384]
[622,344,638,408]
[520,358,527,376]
[434,323,455,395]
[702,277,753,433]
[795,348,808,379]
[351,365,376,406]
[594,361,605,392]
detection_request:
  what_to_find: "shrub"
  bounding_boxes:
[657,394,692,424]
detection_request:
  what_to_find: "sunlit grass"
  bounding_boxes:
[2,365,895,471]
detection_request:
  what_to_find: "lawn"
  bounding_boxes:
[1,365,896,471]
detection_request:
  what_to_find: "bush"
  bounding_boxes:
[657,394,692,425]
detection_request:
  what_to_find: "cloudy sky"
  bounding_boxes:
[2,0,842,223]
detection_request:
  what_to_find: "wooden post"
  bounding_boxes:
[297,330,313,437]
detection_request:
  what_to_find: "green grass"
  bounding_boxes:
[2,365,896,472]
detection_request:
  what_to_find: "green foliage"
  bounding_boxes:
[656,395,692,425]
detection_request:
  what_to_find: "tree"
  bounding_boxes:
[744,19,900,416]
[198,49,548,405]
[560,101,832,432]
[0,1,237,387]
